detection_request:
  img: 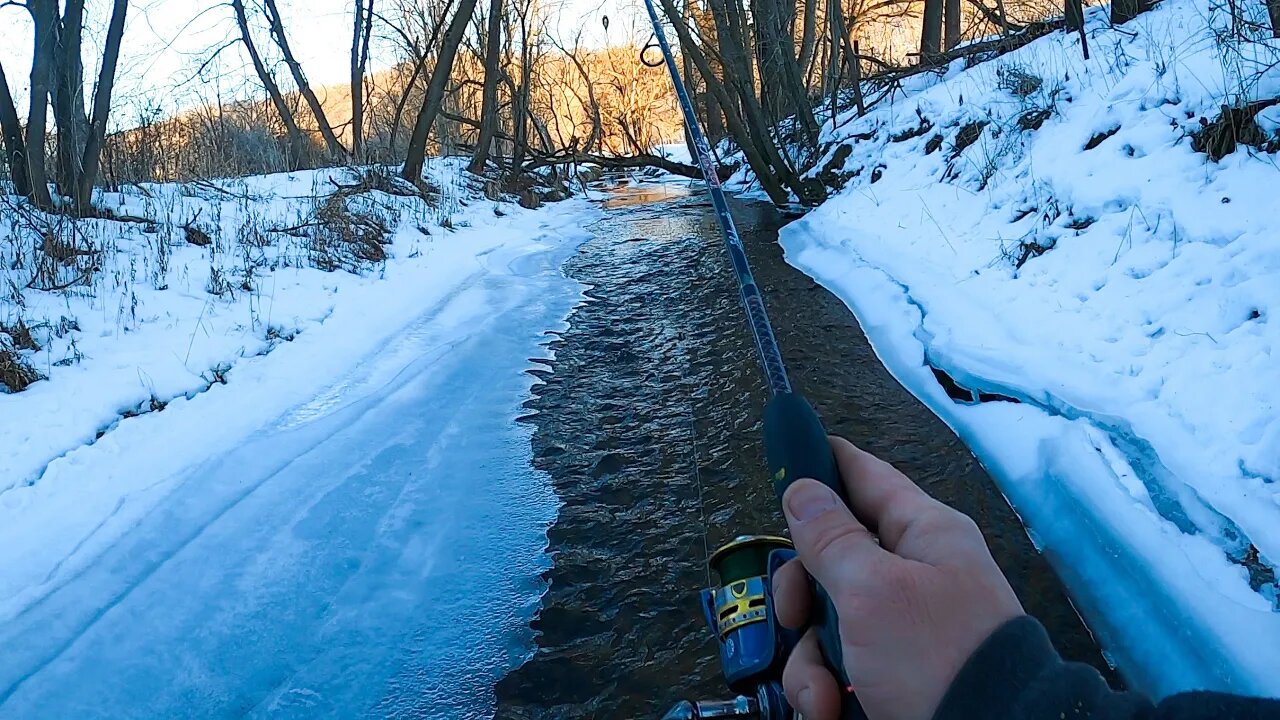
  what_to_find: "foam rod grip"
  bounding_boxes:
[762,392,869,720]
[762,392,846,504]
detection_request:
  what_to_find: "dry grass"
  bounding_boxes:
[307,194,393,273]
[0,337,42,393]
[1192,99,1280,161]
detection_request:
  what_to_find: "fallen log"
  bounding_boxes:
[523,152,726,181]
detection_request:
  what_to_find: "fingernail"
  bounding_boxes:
[785,479,836,522]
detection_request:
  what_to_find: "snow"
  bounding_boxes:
[3,163,496,493]
[0,160,597,716]
[762,0,1280,699]
[655,141,693,165]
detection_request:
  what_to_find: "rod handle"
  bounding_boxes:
[763,392,869,720]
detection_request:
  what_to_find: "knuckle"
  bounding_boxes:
[935,508,989,555]
[947,508,982,537]
[914,505,974,540]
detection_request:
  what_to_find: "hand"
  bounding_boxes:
[772,437,1025,720]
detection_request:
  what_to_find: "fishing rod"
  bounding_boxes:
[636,3,868,720]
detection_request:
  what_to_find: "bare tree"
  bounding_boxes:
[262,0,348,158]
[750,0,817,140]
[351,0,375,159]
[468,0,503,173]
[70,0,128,212]
[402,0,480,181]
[797,0,820,83]
[657,0,823,205]
[53,0,89,199]
[382,0,457,156]
[22,0,57,208]
[0,0,126,213]
[826,0,844,98]
[231,0,311,169]
[993,0,1012,36]
[920,0,944,59]
[944,0,961,49]
[508,0,536,171]
[0,62,32,197]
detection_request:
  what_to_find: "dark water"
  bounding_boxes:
[494,184,1110,719]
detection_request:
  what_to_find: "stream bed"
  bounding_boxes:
[493,182,1112,719]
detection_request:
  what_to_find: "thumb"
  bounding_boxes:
[783,479,887,598]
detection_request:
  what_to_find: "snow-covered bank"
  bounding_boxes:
[0,161,598,715]
[768,0,1280,699]
[1,161,550,491]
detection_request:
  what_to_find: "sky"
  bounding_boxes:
[0,0,647,118]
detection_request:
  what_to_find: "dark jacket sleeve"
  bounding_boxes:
[932,615,1280,720]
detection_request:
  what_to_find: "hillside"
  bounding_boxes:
[748,0,1280,698]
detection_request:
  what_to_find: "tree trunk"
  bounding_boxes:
[1111,0,1149,23]
[992,0,1011,36]
[53,0,90,197]
[385,0,456,155]
[402,0,480,181]
[851,40,866,117]
[72,0,127,213]
[262,0,348,158]
[351,0,374,159]
[680,0,700,159]
[707,0,762,125]
[388,60,427,156]
[0,62,32,197]
[231,0,310,169]
[657,0,796,205]
[24,0,56,208]
[944,0,961,49]
[681,22,701,162]
[510,7,533,172]
[750,0,817,142]
[1269,0,1280,37]
[920,0,944,61]
[709,0,754,100]
[559,42,600,154]
[798,0,820,85]
[468,0,503,174]
[826,0,841,97]
[1065,0,1085,29]
[704,87,725,144]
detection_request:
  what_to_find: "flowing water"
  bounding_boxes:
[494,182,1112,719]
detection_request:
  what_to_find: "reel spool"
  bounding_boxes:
[701,535,798,691]
[658,535,800,720]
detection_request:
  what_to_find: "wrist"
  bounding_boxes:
[931,615,1055,720]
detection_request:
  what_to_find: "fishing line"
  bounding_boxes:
[686,403,712,590]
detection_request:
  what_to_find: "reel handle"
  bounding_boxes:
[763,392,869,720]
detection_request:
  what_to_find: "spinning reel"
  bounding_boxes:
[661,535,800,720]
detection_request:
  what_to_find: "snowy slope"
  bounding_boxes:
[765,0,1280,699]
[0,163,598,715]
[1,161,540,492]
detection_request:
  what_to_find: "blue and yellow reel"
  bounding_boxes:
[699,534,799,693]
